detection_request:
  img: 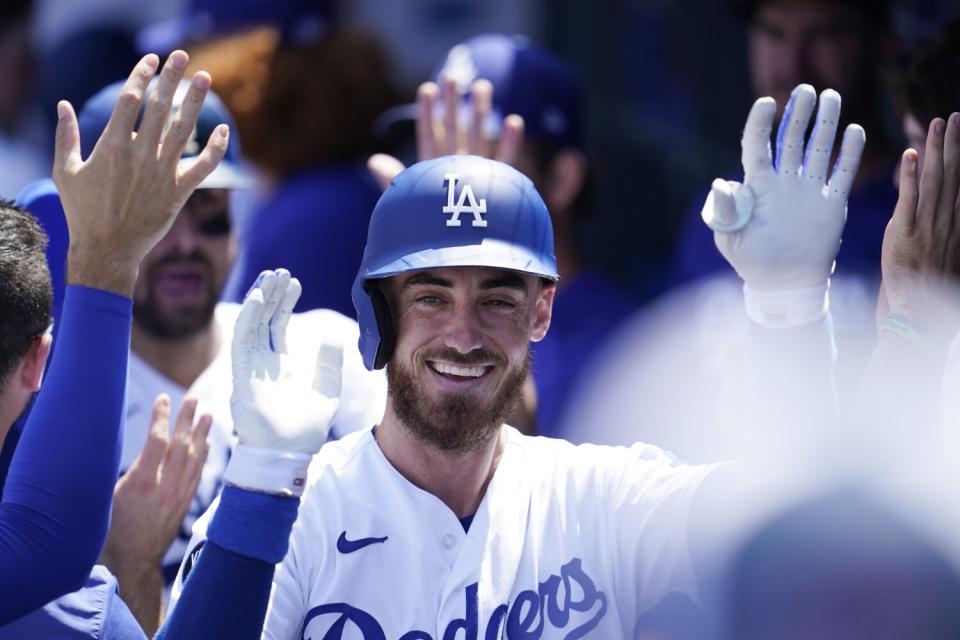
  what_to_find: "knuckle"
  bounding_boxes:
[117,90,141,110]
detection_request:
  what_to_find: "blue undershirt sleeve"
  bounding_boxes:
[0,285,131,625]
[156,486,299,640]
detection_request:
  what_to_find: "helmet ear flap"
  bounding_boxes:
[368,284,395,370]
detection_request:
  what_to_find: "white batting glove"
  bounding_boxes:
[702,84,866,327]
[224,269,342,496]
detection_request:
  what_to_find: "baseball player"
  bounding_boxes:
[17,68,389,609]
[165,76,880,638]
[0,50,228,625]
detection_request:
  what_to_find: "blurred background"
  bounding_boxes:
[6,0,957,304]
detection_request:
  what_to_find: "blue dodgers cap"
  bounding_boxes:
[377,34,583,148]
[352,155,558,370]
[137,0,335,53]
[432,33,584,149]
[77,79,249,190]
[16,179,68,329]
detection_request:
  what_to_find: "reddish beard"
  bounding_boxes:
[386,348,528,453]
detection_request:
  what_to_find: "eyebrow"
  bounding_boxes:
[480,274,528,292]
[401,272,529,293]
[403,273,453,289]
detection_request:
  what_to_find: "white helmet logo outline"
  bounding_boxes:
[443,173,488,228]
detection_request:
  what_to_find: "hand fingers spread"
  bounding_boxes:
[367,153,406,191]
[741,97,776,182]
[467,79,493,156]
[918,118,946,236]
[160,71,211,167]
[184,414,212,493]
[775,84,816,175]
[495,115,524,166]
[53,101,82,181]
[136,50,189,151]
[271,277,302,355]
[313,341,343,400]
[177,124,229,193]
[441,72,461,155]
[416,82,439,161]
[892,149,919,228]
[101,54,159,144]
[826,124,866,201]
[803,89,841,184]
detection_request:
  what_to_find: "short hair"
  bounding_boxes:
[886,21,960,127]
[0,201,51,391]
[186,26,396,178]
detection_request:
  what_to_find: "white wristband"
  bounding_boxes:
[223,444,312,497]
[743,283,829,328]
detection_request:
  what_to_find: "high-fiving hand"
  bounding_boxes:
[703,84,866,326]
[230,269,342,455]
[53,50,229,296]
[368,73,525,190]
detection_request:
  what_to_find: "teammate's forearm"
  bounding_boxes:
[0,285,131,624]
[158,487,299,640]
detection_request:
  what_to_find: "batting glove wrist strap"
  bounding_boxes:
[743,282,829,328]
[223,444,312,497]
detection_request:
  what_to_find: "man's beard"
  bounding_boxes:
[133,253,219,339]
[387,347,529,453]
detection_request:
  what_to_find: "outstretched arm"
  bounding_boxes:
[0,50,227,624]
[160,269,342,640]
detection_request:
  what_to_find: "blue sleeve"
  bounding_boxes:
[156,487,299,640]
[0,285,131,625]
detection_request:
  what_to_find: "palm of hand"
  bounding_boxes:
[706,85,865,292]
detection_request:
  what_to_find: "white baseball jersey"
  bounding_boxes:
[124,303,387,581]
[173,427,717,639]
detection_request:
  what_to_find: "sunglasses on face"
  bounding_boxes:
[196,211,232,237]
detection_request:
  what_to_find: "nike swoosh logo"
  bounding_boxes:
[336,531,388,554]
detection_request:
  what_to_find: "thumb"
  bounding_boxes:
[312,341,343,400]
[702,179,753,232]
[367,154,406,192]
[53,101,82,183]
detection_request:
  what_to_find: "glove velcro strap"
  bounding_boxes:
[743,283,829,328]
[223,444,312,497]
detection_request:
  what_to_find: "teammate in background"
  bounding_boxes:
[0,50,228,625]
[169,81,903,638]
[370,34,637,435]
[14,70,387,626]
[170,0,397,317]
[673,0,900,288]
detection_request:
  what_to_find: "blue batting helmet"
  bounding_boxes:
[352,155,558,370]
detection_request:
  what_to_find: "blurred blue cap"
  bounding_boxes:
[78,79,249,190]
[16,179,68,329]
[378,34,583,149]
[137,0,335,53]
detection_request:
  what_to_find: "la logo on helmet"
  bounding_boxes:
[443,173,487,228]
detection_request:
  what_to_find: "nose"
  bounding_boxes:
[443,303,483,354]
[159,213,198,254]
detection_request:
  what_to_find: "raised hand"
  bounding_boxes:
[53,51,229,296]
[100,394,211,635]
[880,113,960,345]
[702,84,865,325]
[230,269,342,455]
[368,73,525,190]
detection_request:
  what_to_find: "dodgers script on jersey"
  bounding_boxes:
[173,428,717,639]
[124,303,387,583]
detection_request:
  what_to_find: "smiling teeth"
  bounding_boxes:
[432,362,486,378]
